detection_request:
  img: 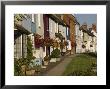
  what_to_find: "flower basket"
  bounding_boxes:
[90,45,93,47]
[44,55,49,61]
[60,42,65,49]
[34,38,44,48]
[44,38,53,47]
[64,41,68,46]
[82,44,86,48]
[52,40,59,48]
[55,33,64,41]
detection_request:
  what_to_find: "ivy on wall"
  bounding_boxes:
[26,36,35,65]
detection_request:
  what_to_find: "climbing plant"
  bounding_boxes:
[26,36,35,66]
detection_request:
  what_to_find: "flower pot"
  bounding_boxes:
[21,65,26,75]
[50,58,56,62]
[44,61,49,65]
[26,69,35,76]
[56,58,61,61]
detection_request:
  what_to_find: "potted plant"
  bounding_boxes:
[50,48,61,62]
[43,55,49,65]
[29,57,42,74]
[26,67,35,76]
[90,45,93,47]
[82,44,86,48]
[14,57,30,76]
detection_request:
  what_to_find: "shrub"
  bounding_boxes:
[66,63,97,76]
[67,69,96,76]
[14,58,21,76]
[50,48,60,58]
[14,58,27,76]
[87,52,97,57]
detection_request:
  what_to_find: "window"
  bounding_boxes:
[14,35,22,59]
[67,27,68,36]
[14,34,27,59]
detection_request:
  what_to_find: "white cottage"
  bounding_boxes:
[75,22,83,53]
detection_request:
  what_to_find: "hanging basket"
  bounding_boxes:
[90,45,93,47]
[82,44,86,48]
[43,38,54,47]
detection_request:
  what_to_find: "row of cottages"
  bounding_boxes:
[75,23,97,53]
[14,14,77,66]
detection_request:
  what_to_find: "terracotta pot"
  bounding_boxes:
[26,69,35,76]
[21,65,26,75]
[44,61,49,65]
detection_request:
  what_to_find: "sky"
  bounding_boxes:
[74,14,97,27]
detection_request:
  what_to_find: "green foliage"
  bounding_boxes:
[91,62,97,67]
[14,58,22,76]
[14,14,26,23]
[67,69,97,76]
[87,52,97,57]
[44,55,50,61]
[50,48,60,58]
[14,36,35,76]
[55,33,64,41]
[26,36,34,65]
[14,58,27,76]
[63,54,97,76]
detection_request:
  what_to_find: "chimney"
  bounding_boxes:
[92,24,96,32]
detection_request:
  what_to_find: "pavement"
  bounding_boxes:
[43,54,75,76]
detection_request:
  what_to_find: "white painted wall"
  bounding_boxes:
[67,40,71,50]
[92,30,97,52]
[33,47,46,59]
[75,24,83,53]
